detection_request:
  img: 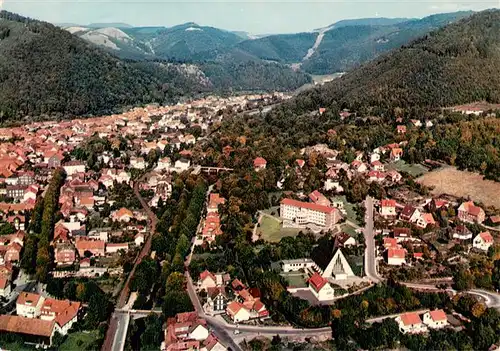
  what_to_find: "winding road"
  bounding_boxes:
[102,172,159,351]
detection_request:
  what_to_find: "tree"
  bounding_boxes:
[166,272,186,292]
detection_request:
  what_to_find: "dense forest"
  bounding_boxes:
[0,11,310,122]
[291,10,500,112]
[301,11,472,74]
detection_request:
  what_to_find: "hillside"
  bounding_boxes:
[301,11,473,74]
[236,32,318,63]
[0,12,209,120]
[291,10,500,111]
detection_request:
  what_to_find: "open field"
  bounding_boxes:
[387,160,428,177]
[417,167,500,209]
[257,215,301,242]
[281,273,308,288]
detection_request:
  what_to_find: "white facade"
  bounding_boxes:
[281,258,315,273]
[310,282,334,302]
[473,233,493,252]
[423,311,448,329]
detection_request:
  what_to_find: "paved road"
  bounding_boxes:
[363,196,382,283]
[102,172,159,351]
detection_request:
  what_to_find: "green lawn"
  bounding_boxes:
[332,195,359,226]
[282,273,308,288]
[59,330,100,351]
[341,223,358,237]
[257,215,301,242]
[387,160,428,177]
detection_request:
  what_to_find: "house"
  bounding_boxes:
[203,287,228,315]
[0,275,11,297]
[106,242,129,254]
[63,161,85,176]
[174,158,191,172]
[113,208,133,222]
[296,159,305,168]
[351,160,368,173]
[253,157,267,171]
[308,273,334,302]
[16,292,44,318]
[452,225,473,241]
[130,157,146,169]
[390,148,403,162]
[416,213,436,229]
[199,270,217,291]
[458,201,485,224]
[423,310,448,329]
[380,199,397,218]
[54,243,76,265]
[40,297,81,335]
[371,160,384,171]
[75,238,105,257]
[0,315,56,347]
[334,232,356,248]
[473,232,494,252]
[386,248,406,266]
[400,205,421,222]
[393,227,412,241]
[396,312,427,334]
[226,301,251,322]
[383,237,399,249]
[134,233,145,246]
[309,190,331,207]
[397,125,407,134]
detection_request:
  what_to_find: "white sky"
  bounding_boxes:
[2,0,500,33]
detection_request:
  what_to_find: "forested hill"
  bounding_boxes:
[0,12,310,121]
[288,10,500,113]
[0,11,183,120]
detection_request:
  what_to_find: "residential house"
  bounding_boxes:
[54,243,76,265]
[40,297,81,335]
[458,201,485,224]
[416,213,436,229]
[390,148,403,162]
[452,225,473,241]
[380,199,397,218]
[396,312,427,334]
[63,161,85,176]
[386,248,406,266]
[203,287,228,316]
[309,190,331,207]
[423,310,448,329]
[396,125,407,134]
[174,158,191,172]
[199,270,217,291]
[134,233,145,246]
[334,232,356,248]
[16,292,44,318]
[106,242,129,254]
[226,301,252,323]
[400,205,421,222]
[473,232,494,252]
[113,208,133,222]
[253,157,267,171]
[75,238,105,257]
[308,273,334,302]
[0,315,56,347]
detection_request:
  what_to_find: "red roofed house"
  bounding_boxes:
[416,213,436,229]
[309,190,331,207]
[458,201,485,224]
[380,199,397,218]
[199,270,217,291]
[280,198,340,230]
[16,292,44,318]
[112,208,134,222]
[0,315,56,347]
[161,312,215,351]
[423,309,448,329]
[397,125,407,134]
[396,312,427,334]
[473,231,494,252]
[226,301,251,323]
[253,157,267,171]
[390,148,403,162]
[0,242,22,263]
[106,242,129,254]
[54,243,76,266]
[308,272,334,302]
[75,237,105,257]
[386,248,406,266]
[40,297,81,335]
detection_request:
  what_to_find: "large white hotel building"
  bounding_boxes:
[280,198,340,230]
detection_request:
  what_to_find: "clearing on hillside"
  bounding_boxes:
[417,167,500,209]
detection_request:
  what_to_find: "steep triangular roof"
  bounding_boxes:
[322,249,355,279]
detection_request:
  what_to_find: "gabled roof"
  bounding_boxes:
[0,315,55,338]
[428,309,447,322]
[400,312,422,326]
[381,199,396,207]
[478,231,493,243]
[308,272,328,292]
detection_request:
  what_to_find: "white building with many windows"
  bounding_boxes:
[280,198,340,230]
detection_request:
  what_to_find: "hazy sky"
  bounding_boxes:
[2,0,499,33]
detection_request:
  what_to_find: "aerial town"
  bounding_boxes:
[0,89,497,351]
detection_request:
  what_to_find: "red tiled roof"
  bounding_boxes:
[400,312,422,326]
[308,272,327,292]
[0,315,55,337]
[281,198,335,214]
[479,231,493,243]
[387,248,406,259]
[429,309,447,322]
[253,157,267,167]
[200,270,216,282]
[381,199,396,207]
[17,292,42,306]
